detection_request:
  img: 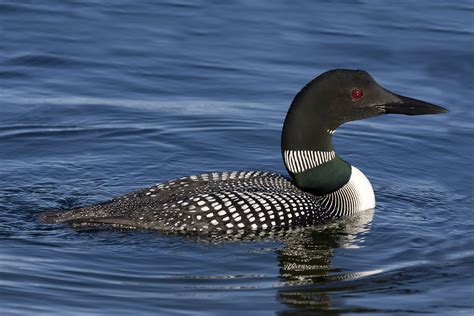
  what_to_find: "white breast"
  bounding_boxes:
[318,166,375,218]
[348,166,376,211]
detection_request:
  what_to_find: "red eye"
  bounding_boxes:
[351,88,363,100]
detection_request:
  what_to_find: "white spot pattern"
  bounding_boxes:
[54,169,374,234]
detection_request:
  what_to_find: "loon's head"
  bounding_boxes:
[282,69,447,194]
[284,69,447,138]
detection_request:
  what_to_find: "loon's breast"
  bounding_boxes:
[39,168,374,233]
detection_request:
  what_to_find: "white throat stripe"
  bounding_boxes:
[284,150,336,173]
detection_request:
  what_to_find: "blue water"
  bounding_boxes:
[1,1,473,315]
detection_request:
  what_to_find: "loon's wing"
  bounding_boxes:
[39,171,325,232]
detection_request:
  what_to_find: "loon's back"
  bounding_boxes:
[40,171,329,232]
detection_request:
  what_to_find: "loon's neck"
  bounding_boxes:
[281,85,351,195]
[281,130,351,195]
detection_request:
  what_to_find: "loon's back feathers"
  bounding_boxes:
[40,171,327,232]
[40,168,374,233]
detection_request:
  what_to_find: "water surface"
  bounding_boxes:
[0,1,473,315]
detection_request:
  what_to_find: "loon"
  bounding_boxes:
[39,69,447,233]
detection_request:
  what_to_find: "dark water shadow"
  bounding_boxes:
[274,210,374,315]
[178,210,374,314]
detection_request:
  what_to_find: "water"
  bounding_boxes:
[1,1,473,315]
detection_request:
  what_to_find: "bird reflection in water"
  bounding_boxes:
[193,209,375,314]
[276,209,375,314]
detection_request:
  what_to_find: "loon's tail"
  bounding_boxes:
[38,210,68,224]
[38,209,147,230]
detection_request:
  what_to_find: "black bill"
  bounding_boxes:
[380,94,448,115]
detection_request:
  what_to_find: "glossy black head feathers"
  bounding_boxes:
[283,69,447,144]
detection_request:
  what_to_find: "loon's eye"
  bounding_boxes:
[351,88,363,100]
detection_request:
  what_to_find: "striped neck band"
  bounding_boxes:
[284,150,336,173]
